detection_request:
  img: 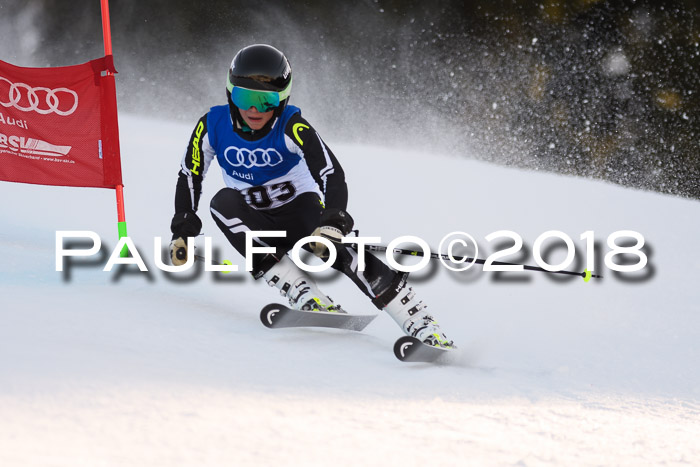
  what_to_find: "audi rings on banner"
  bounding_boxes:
[0,76,79,116]
[224,146,284,169]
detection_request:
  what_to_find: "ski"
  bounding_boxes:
[261,304,452,362]
[393,335,452,363]
[260,303,376,332]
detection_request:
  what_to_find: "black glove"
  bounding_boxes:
[170,211,202,266]
[310,208,354,258]
[170,211,202,239]
[169,237,189,266]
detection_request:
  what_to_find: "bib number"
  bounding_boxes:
[246,181,296,209]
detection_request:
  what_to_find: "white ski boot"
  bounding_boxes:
[384,286,454,348]
[263,255,345,313]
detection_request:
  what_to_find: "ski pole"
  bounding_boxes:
[364,244,602,282]
[193,254,235,272]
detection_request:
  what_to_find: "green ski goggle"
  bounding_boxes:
[228,79,292,113]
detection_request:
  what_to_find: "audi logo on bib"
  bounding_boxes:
[224,146,284,169]
[0,77,79,116]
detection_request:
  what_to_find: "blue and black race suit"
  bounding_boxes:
[172,104,403,307]
[174,104,347,214]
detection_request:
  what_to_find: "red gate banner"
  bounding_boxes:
[0,56,122,188]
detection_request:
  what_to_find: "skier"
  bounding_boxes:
[169,44,453,348]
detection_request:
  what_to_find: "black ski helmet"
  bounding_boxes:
[226,44,292,114]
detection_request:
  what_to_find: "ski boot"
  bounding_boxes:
[263,255,346,313]
[384,285,454,348]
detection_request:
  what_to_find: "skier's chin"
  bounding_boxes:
[247,118,265,129]
[240,108,274,130]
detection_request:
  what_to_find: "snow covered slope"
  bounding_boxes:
[1,114,699,466]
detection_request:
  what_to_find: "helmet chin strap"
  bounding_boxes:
[229,104,250,132]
